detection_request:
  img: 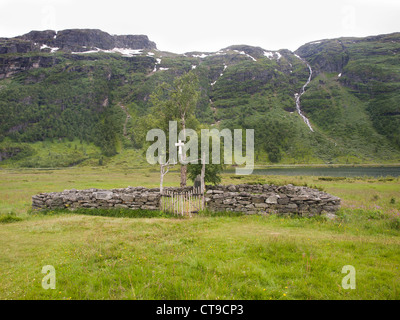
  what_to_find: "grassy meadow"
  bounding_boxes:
[0,166,399,300]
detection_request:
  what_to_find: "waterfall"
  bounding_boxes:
[294,55,314,132]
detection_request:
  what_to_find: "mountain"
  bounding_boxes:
[0,29,399,167]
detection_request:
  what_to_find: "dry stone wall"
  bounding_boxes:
[32,184,340,216]
[205,184,340,216]
[32,187,161,211]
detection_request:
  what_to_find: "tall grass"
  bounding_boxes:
[0,211,399,300]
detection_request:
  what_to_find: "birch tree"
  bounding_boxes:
[150,71,200,187]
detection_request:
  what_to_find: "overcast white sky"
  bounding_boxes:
[1,0,399,53]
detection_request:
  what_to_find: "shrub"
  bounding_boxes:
[0,213,23,223]
[367,209,385,220]
[318,177,346,181]
[387,216,400,230]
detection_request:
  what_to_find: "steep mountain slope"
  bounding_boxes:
[296,33,400,161]
[0,29,399,167]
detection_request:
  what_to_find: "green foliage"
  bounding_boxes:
[187,162,223,185]
[149,71,200,132]
[0,212,23,223]
[224,109,296,163]
[0,140,35,161]
[318,177,346,181]
[139,71,202,171]
[387,216,400,230]
[367,92,400,147]
[94,105,123,156]
[0,139,101,168]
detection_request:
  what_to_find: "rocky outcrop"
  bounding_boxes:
[295,39,350,75]
[0,55,62,79]
[0,38,39,54]
[31,184,341,216]
[13,29,157,52]
[0,29,157,79]
[1,29,156,57]
[19,30,57,46]
[114,34,157,50]
[295,33,400,76]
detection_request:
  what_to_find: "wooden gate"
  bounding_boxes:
[160,187,204,216]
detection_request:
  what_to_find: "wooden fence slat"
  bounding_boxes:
[160,187,204,216]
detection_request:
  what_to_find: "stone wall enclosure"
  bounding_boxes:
[32,183,341,216]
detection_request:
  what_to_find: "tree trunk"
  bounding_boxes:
[180,164,187,187]
[200,151,205,194]
[200,151,205,209]
[159,156,164,195]
[180,117,187,187]
[160,167,164,195]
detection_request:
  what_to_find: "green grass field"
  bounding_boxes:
[0,167,399,300]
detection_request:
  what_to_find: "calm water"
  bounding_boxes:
[229,166,400,178]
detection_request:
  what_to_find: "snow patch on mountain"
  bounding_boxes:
[263,51,281,60]
[211,64,227,86]
[72,48,143,56]
[192,53,210,59]
[40,44,59,53]
[152,58,162,72]
[233,50,257,62]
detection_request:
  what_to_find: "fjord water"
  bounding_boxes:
[247,166,400,177]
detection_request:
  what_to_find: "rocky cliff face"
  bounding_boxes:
[0,38,39,54]
[2,29,157,54]
[0,29,157,79]
[0,55,61,79]
[295,32,400,75]
[295,39,350,75]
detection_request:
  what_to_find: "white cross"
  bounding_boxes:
[175,140,184,155]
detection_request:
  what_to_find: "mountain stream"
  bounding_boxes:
[294,55,314,132]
